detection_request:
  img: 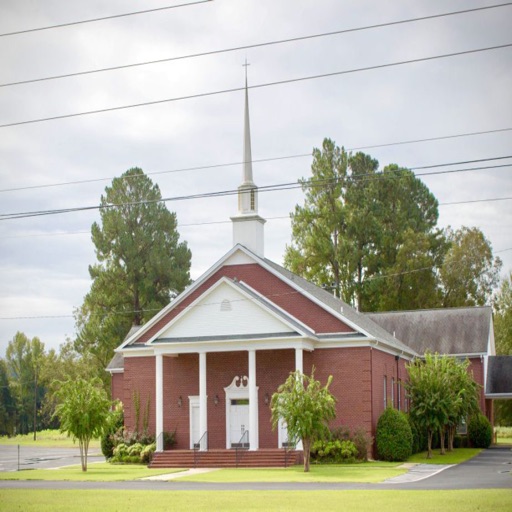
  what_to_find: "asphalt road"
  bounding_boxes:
[0,445,510,491]
[0,445,105,472]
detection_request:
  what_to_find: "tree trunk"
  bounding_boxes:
[439,426,446,455]
[427,429,433,459]
[303,438,311,472]
[448,426,455,452]
[33,372,37,441]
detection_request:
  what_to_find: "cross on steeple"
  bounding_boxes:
[243,58,250,83]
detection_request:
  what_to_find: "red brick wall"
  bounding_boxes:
[313,347,373,438]
[134,263,354,344]
[468,357,487,416]
[123,357,156,435]
[111,373,124,404]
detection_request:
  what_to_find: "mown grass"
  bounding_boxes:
[0,490,511,512]
[407,448,481,465]
[0,429,100,449]
[0,463,183,481]
[179,462,404,483]
[495,426,512,445]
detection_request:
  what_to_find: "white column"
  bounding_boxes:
[199,352,207,451]
[294,348,304,451]
[155,354,164,452]
[248,349,259,450]
[295,347,303,375]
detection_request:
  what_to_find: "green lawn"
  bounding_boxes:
[496,437,512,445]
[0,430,100,449]
[0,463,183,482]
[407,448,481,465]
[179,463,404,483]
[0,490,511,512]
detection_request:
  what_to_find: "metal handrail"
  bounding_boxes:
[193,431,208,468]
[235,429,250,468]
[284,436,297,468]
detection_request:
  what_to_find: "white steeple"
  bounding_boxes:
[231,62,266,256]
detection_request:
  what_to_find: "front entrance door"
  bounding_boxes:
[230,399,249,447]
[278,417,289,448]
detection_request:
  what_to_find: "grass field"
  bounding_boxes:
[0,489,511,512]
[0,463,182,482]
[0,430,100,449]
[180,463,404,483]
[407,448,481,465]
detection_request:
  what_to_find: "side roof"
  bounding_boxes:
[366,306,492,356]
[263,258,416,355]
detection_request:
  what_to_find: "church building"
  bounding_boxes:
[107,77,499,461]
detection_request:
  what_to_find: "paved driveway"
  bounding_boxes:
[0,445,104,472]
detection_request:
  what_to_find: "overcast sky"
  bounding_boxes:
[1,0,511,355]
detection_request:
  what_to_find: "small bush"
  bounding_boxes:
[113,443,129,459]
[127,443,144,457]
[376,407,413,462]
[311,439,358,463]
[352,427,372,461]
[101,402,124,459]
[468,413,492,448]
[163,430,177,450]
[141,443,156,464]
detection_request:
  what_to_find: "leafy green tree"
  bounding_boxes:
[406,353,480,457]
[406,353,452,458]
[444,358,479,452]
[493,272,512,425]
[284,139,442,311]
[75,168,192,383]
[440,226,502,307]
[494,271,512,356]
[54,378,110,471]
[270,369,336,472]
[0,359,16,435]
[5,332,46,436]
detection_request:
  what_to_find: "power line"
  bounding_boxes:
[1,164,512,221]
[2,2,511,88]
[2,42,511,129]
[0,1,213,38]
[1,135,511,194]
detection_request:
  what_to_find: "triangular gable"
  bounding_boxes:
[154,278,302,342]
[119,244,405,352]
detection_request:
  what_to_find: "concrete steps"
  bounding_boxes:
[149,449,301,468]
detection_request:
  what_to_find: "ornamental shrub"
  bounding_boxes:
[468,413,492,448]
[310,439,358,463]
[101,402,124,459]
[141,443,156,464]
[376,407,413,462]
[352,427,373,461]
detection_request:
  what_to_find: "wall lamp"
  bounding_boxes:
[264,393,270,405]
[214,394,219,406]
[177,395,182,408]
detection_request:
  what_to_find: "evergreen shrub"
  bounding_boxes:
[468,413,492,448]
[376,407,413,461]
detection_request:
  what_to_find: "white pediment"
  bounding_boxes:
[157,279,296,340]
[223,248,256,266]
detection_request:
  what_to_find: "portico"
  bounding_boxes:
[154,340,308,452]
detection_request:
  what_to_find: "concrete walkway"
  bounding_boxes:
[141,468,220,481]
[384,463,453,484]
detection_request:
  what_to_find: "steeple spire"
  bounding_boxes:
[231,61,266,256]
[242,59,254,185]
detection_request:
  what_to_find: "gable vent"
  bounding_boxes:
[220,299,232,312]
